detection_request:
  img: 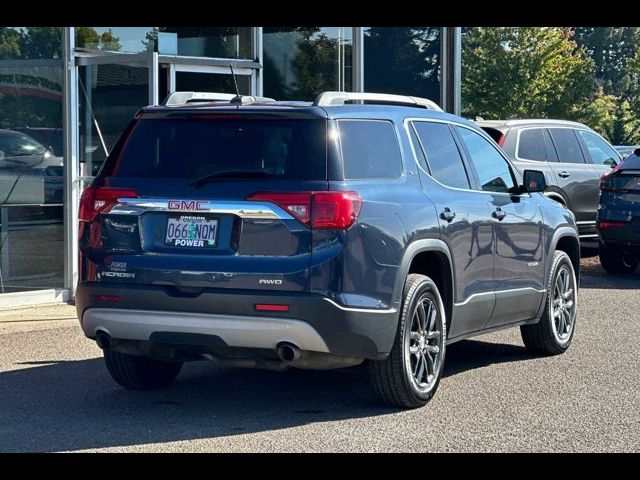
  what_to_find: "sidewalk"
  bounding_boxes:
[0,302,75,322]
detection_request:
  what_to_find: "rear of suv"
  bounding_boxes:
[476,119,621,243]
[597,149,640,273]
[76,92,580,408]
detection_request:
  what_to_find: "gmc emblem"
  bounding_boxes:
[168,200,208,211]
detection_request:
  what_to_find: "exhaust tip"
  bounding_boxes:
[95,331,112,350]
[277,343,301,362]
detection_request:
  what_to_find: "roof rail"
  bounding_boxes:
[163,91,275,106]
[313,91,443,111]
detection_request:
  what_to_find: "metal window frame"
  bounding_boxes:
[64,27,79,297]
[440,27,462,115]
[353,27,364,92]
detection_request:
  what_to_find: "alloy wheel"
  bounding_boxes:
[406,295,443,390]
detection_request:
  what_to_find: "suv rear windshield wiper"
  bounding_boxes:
[189,169,272,188]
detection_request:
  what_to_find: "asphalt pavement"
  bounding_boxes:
[0,258,638,452]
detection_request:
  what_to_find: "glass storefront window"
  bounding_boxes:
[0,27,64,293]
[263,27,353,101]
[363,27,441,105]
[175,71,251,95]
[75,27,252,59]
[78,62,150,177]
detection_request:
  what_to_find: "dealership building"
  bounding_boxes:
[0,26,462,306]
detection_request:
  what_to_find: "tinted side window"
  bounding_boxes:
[412,121,470,189]
[548,128,585,164]
[338,120,402,179]
[576,130,620,165]
[456,126,516,193]
[518,128,546,161]
[543,129,559,162]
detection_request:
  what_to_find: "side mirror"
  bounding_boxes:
[603,158,618,168]
[522,170,547,193]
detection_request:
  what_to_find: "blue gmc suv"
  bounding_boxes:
[76,91,580,408]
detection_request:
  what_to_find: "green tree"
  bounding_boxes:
[99,29,121,51]
[76,27,120,51]
[462,27,595,119]
[21,27,62,58]
[291,29,348,100]
[604,99,640,145]
[573,27,640,97]
[0,27,21,59]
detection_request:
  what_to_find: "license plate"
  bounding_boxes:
[165,215,218,248]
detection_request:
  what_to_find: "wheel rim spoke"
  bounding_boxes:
[426,345,440,354]
[424,350,434,378]
[558,311,566,335]
[415,352,426,382]
[416,302,427,332]
[426,330,440,340]
[427,302,436,332]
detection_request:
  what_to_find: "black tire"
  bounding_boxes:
[521,250,577,355]
[599,244,639,274]
[104,350,183,390]
[368,274,447,409]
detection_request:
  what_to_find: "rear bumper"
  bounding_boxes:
[75,283,398,359]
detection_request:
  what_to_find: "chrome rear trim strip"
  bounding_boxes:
[109,198,293,220]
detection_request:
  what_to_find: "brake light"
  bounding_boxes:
[497,133,506,146]
[247,191,362,229]
[79,185,139,222]
[598,220,628,230]
[312,192,363,229]
[600,172,614,191]
[247,192,312,224]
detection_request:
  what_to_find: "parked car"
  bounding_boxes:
[475,119,621,243]
[0,129,64,204]
[13,127,64,158]
[76,91,580,409]
[597,148,640,273]
[614,145,640,159]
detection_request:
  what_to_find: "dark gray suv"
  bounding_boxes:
[76,92,580,409]
[476,119,621,242]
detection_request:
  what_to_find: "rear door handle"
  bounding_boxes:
[558,171,571,178]
[491,208,507,221]
[440,208,456,222]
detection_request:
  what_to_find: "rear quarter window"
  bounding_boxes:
[338,120,402,179]
[518,129,546,161]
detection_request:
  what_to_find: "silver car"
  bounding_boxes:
[476,119,621,243]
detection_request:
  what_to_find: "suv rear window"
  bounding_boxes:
[109,117,327,180]
[338,120,402,179]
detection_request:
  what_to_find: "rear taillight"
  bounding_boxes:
[247,192,312,224]
[600,173,614,192]
[248,191,362,230]
[79,185,139,223]
[497,133,506,147]
[598,220,628,230]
